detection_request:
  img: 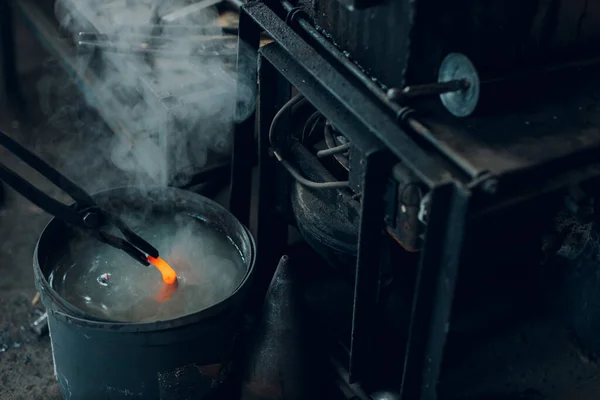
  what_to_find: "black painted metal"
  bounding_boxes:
[297,0,600,90]
[400,183,470,400]
[34,187,256,400]
[0,0,22,107]
[250,50,291,307]
[280,1,408,120]
[387,164,425,252]
[232,3,463,396]
[232,2,600,399]
[240,255,321,399]
[290,140,360,276]
[312,0,415,89]
[229,10,261,226]
[245,2,450,188]
[348,149,390,381]
[407,0,600,85]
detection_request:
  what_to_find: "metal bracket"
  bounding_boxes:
[400,183,471,400]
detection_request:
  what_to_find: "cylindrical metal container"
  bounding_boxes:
[33,187,256,399]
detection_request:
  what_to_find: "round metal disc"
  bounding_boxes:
[438,53,480,117]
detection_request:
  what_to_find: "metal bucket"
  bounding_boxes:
[33,186,256,399]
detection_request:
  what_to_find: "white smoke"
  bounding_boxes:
[49,0,254,187]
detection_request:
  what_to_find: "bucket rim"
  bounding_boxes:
[33,185,256,332]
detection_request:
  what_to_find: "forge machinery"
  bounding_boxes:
[230,1,600,399]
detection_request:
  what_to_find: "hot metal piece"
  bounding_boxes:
[438,53,480,117]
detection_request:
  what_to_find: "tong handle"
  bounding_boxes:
[0,130,160,264]
[0,130,96,225]
[0,130,96,207]
[0,163,86,226]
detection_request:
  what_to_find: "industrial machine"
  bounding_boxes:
[229,1,600,399]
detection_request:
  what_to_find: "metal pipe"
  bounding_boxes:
[274,150,349,189]
[317,142,351,158]
[387,79,469,102]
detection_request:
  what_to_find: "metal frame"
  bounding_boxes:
[230,2,471,398]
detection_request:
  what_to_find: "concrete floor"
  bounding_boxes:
[0,12,131,399]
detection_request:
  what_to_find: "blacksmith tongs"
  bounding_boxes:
[0,129,158,266]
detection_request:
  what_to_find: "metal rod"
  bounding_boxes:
[76,40,234,58]
[387,79,470,102]
[274,151,350,189]
[30,312,49,336]
[78,32,236,44]
[317,142,351,158]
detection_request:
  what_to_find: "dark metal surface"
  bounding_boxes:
[229,9,260,226]
[244,2,451,189]
[417,63,600,179]
[386,164,425,252]
[291,0,600,187]
[240,255,320,399]
[303,1,600,89]
[235,3,466,395]
[232,2,600,399]
[0,0,22,107]
[313,0,415,89]
[290,140,360,270]
[348,148,390,381]
[248,49,291,307]
[407,0,600,85]
[281,1,415,125]
[347,146,364,195]
[400,183,470,399]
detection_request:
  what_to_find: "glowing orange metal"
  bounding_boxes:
[147,256,178,285]
[155,280,178,303]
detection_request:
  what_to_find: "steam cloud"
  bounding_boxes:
[43,0,254,189]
